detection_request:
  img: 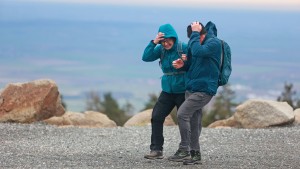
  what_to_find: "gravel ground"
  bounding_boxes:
[1,123,300,169]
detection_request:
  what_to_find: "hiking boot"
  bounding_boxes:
[183,150,201,165]
[144,150,164,159]
[167,149,191,162]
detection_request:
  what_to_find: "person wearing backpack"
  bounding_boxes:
[142,23,188,159]
[168,21,223,165]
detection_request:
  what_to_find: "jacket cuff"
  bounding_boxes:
[150,40,157,45]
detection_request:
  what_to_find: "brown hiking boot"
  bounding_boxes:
[144,150,164,159]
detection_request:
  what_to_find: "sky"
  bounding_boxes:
[8,0,300,11]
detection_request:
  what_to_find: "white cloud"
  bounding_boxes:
[60,88,83,97]
[267,90,281,97]
[231,84,252,91]
[145,79,160,86]
[246,93,275,101]
[27,58,80,67]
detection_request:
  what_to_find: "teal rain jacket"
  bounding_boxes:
[184,22,222,95]
[142,24,188,94]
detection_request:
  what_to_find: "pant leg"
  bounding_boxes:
[177,91,212,151]
[174,93,185,111]
[190,109,203,151]
[150,91,176,151]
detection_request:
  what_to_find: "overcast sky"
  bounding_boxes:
[7,0,300,11]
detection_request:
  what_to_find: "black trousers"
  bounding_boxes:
[150,91,185,151]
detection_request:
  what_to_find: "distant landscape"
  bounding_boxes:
[0,1,300,113]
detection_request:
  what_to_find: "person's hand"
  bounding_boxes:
[172,59,184,69]
[153,32,165,44]
[191,21,202,33]
[181,54,187,61]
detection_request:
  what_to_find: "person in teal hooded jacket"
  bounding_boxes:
[142,24,188,159]
[169,21,222,165]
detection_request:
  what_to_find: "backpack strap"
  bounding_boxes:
[220,40,224,70]
[159,41,183,67]
[161,41,183,59]
[218,40,224,84]
[159,46,165,67]
[177,41,183,57]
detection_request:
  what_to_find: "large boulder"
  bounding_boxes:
[123,109,175,127]
[294,109,300,125]
[0,79,65,123]
[208,99,295,129]
[44,111,117,128]
[208,116,241,128]
[234,99,294,128]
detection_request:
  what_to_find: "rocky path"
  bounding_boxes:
[1,123,300,169]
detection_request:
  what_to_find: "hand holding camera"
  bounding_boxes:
[172,58,184,69]
[153,32,165,44]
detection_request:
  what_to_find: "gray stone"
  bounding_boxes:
[235,99,294,128]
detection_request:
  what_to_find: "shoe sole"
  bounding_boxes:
[183,161,202,165]
[167,156,191,162]
[144,156,164,160]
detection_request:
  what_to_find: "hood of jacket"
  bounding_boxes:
[201,21,218,44]
[158,24,178,44]
[205,21,218,37]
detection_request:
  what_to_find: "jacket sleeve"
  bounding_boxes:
[179,43,190,71]
[142,40,162,62]
[189,32,217,58]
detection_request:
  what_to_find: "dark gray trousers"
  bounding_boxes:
[177,91,212,151]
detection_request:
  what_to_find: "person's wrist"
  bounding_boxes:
[151,40,158,45]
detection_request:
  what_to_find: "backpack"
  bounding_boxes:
[159,41,183,67]
[218,40,232,86]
